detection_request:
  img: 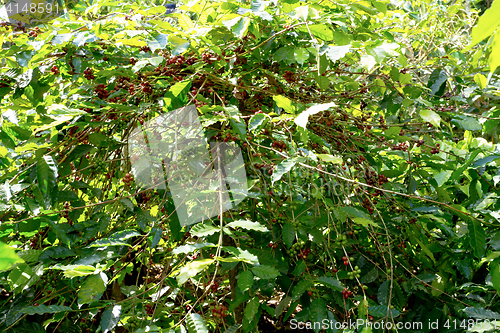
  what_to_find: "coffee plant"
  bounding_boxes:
[1,0,500,332]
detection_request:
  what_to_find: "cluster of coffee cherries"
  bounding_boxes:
[114,120,128,132]
[166,54,197,66]
[123,173,134,186]
[415,139,425,147]
[29,229,46,249]
[140,191,152,204]
[29,27,41,37]
[211,303,228,322]
[283,70,296,83]
[342,288,353,299]
[140,81,152,94]
[347,265,361,279]
[271,213,285,224]
[392,142,408,151]
[268,241,278,249]
[287,240,306,257]
[271,140,286,152]
[83,67,95,80]
[335,235,348,246]
[94,160,107,173]
[50,65,59,75]
[194,99,208,108]
[94,83,109,99]
[201,52,215,65]
[297,247,312,260]
[378,115,387,129]
[430,143,440,154]
[145,303,154,315]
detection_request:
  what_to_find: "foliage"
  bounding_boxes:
[1,0,500,332]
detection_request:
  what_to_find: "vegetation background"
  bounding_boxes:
[2,0,500,332]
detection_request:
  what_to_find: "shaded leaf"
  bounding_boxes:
[78,273,107,305]
[316,276,344,291]
[251,265,279,279]
[237,270,254,292]
[100,305,122,333]
[21,305,72,315]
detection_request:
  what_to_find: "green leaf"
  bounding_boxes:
[301,24,333,41]
[371,1,387,14]
[426,69,447,97]
[172,243,216,255]
[275,296,292,318]
[368,305,400,318]
[51,264,96,278]
[490,259,500,295]
[78,272,107,305]
[100,305,122,333]
[244,297,260,321]
[452,115,483,131]
[222,247,259,264]
[325,45,350,62]
[17,249,42,263]
[420,109,441,128]
[120,198,134,211]
[292,279,312,300]
[272,158,297,184]
[352,217,380,228]
[230,119,246,139]
[341,207,370,220]
[226,220,268,232]
[36,155,58,208]
[237,270,254,292]
[177,259,214,285]
[474,73,488,89]
[251,265,279,279]
[310,298,328,333]
[470,0,500,47]
[149,227,162,249]
[360,267,379,284]
[468,219,487,258]
[450,150,481,181]
[21,305,72,315]
[434,170,452,187]
[168,35,190,56]
[273,95,295,113]
[316,276,344,291]
[136,210,155,231]
[249,113,266,132]
[0,242,24,271]
[294,48,309,65]
[190,223,220,237]
[232,17,251,39]
[489,32,500,73]
[282,223,295,249]
[8,263,32,292]
[176,13,194,30]
[377,280,390,305]
[316,154,342,164]
[186,313,209,333]
[463,307,500,320]
[88,230,140,248]
[169,79,191,98]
